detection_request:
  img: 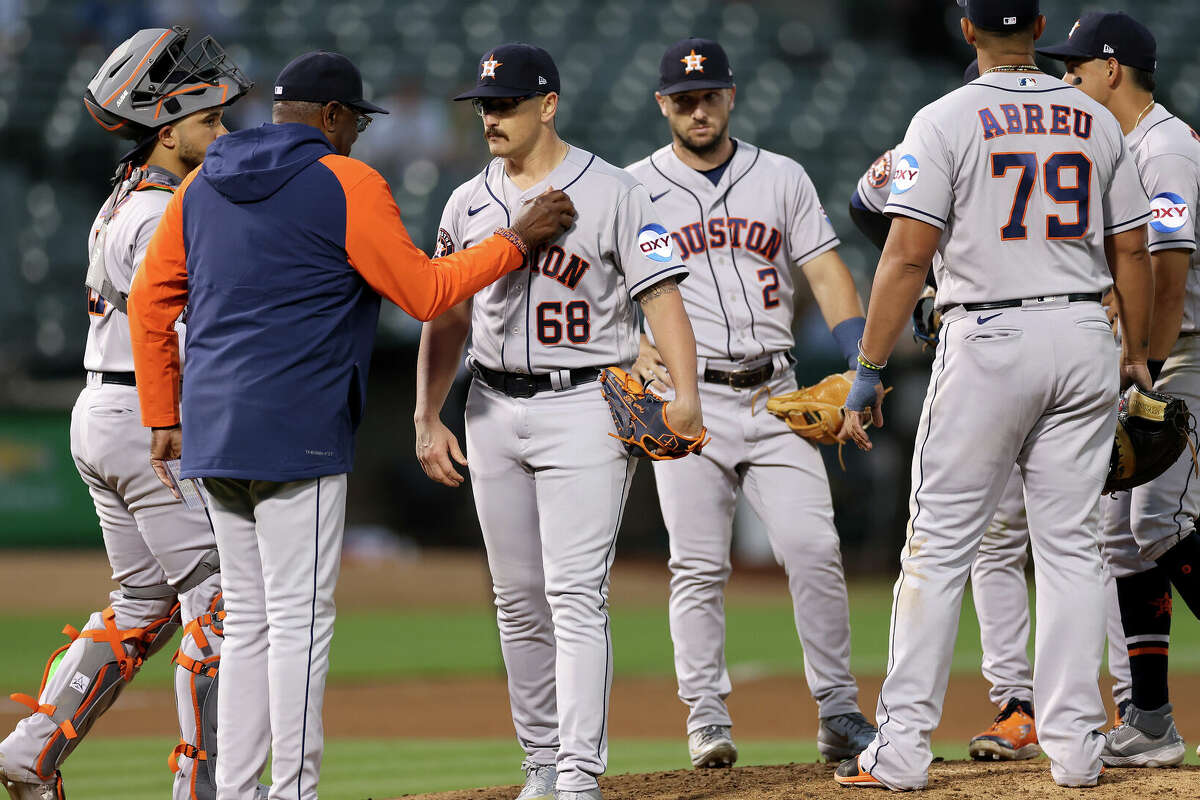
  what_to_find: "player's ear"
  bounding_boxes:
[727,86,736,111]
[654,92,669,118]
[1106,58,1120,87]
[1032,15,1046,41]
[960,17,975,47]
[540,92,558,123]
[156,123,177,151]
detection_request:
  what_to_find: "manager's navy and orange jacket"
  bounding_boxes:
[128,122,523,481]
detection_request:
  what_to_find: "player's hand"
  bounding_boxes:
[150,425,183,498]
[837,374,885,452]
[415,416,468,487]
[512,187,576,248]
[632,336,673,391]
[664,395,702,440]
[1101,290,1119,330]
[1120,360,1153,392]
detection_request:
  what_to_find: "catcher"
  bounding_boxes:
[0,27,253,800]
[627,36,877,770]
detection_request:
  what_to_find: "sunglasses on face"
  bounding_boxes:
[471,94,538,117]
[334,103,373,133]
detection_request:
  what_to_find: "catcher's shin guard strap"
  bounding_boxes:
[175,549,221,595]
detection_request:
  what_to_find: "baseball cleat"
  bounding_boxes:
[1101,703,1185,768]
[687,724,737,768]
[555,790,602,800]
[833,756,887,789]
[968,698,1041,761]
[515,759,557,800]
[819,712,878,761]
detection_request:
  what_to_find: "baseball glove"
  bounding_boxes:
[763,371,890,467]
[912,285,941,349]
[599,366,708,460]
[1105,386,1197,494]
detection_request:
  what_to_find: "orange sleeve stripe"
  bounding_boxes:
[319,154,524,321]
[129,167,199,427]
[1127,646,1169,657]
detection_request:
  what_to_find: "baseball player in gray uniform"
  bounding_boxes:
[1042,10,1200,767]
[414,44,703,800]
[854,135,1041,761]
[834,0,1153,789]
[624,37,876,768]
[0,27,251,800]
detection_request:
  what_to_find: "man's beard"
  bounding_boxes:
[676,121,728,157]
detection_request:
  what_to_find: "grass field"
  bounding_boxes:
[2,574,1199,799]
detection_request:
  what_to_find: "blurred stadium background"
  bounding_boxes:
[2,0,1198,560]
[2,1,1200,798]
[4,0,1195,563]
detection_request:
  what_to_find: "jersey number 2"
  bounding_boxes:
[757,268,780,309]
[991,152,1091,241]
[536,301,590,345]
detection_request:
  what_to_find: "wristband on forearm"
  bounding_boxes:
[832,317,866,369]
[845,363,883,411]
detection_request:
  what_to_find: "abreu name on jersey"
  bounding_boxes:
[669,217,783,262]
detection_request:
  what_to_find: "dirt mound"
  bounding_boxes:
[398,760,1200,800]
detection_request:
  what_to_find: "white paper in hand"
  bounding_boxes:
[164,459,208,511]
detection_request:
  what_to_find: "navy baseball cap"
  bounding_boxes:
[1037,12,1157,73]
[273,51,388,113]
[958,0,1040,33]
[453,43,560,100]
[658,38,734,95]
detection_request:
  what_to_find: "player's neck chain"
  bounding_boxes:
[982,64,1041,75]
[1133,99,1156,130]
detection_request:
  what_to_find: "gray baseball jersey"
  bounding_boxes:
[84,169,180,373]
[1127,104,1200,330]
[435,145,687,372]
[886,72,1150,305]
[625,141,839,361]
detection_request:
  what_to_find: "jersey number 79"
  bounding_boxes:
[991,151,1091,241]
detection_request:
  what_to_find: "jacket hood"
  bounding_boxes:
[202,123,335,203]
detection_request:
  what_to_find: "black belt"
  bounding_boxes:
[472,363,600,398]
[704,361,775,389]
[961,292,1102,312]
[99,372,136,387]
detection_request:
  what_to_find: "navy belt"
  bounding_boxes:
[961,292,1102,312]
[99,372,136,387]
[472,364,600,398]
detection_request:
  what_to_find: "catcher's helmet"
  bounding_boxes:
[83,26,252,140]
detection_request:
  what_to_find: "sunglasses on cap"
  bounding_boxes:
[471,94,542,117]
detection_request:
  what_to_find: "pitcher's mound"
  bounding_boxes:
[399,759,1200,799]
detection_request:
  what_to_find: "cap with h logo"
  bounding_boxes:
[1037,11,1157,73]
[273,51,388,113]
[453,43,560,100]
[658,38,734,96]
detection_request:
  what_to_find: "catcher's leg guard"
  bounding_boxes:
[170,573,224,800]
[1,592,179,783]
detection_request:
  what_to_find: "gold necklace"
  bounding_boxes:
[982,64,1041,75]
[1133,99,1156,129]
